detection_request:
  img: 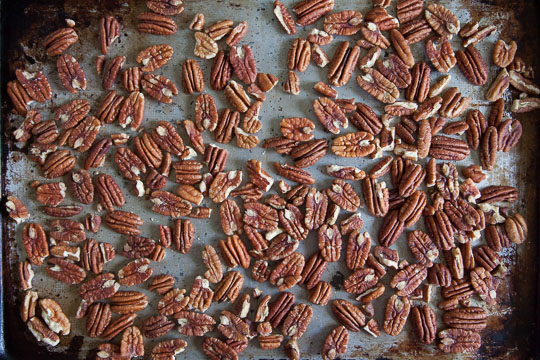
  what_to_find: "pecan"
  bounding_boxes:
[27,317,59,346]
[120,326,144,358]
[230,44,257,83]
[150,190,192,218]
[200,245,222,284]
[141,73,178,103]
[214,271,244,303]
[86,302,112,338]
[331,299,366,331]
[49,218,85,243]
[317,224,342,262]
[273,162,315,184]
[16,69,52,103]
[252,260,271,282]
[202,338,238,360]
[497,118,522,152]
[465,109,487,150]
[357,67,399,103]
[97,90,124,124]
[443,307,487,331]
[390,263,427,296]
[282,303,313,339]
[470,267,499,304]
[57,54,86,93]
[180,58,204,94]
[79,273,119,305]
[351,103,383,136]
[219,234,250,269]
[117,258,152,287]
[175,310,215,336]
[303,188,328,230]
[194,31,218,59]
[363,177,389,217]
[332,131,376,158]
[205,19,233,40]
[456,46,488,86]
[379,209,405,247]
[344,267,378,294]
[493,39,517,68]
[286,39,310,74]
[429,135,470,160]
[38,298,70,335]
[400,18,432,44]
[102,55,125,90]
[480,126,498,171]
[361,22,390,48]
[121,67,141,92]
[425,38,456,73]
[312,44,331,68]
[274,0,297,35]
[43,27,78,56]
[406,62,430,103]
[67,116,101,153]
[397,0,423,23]
[425,4,460,38]
[429,74,452,98]
[439,328,481,353]
[18,260,34,290]
[485,224,511,251]
[321,326,348,360]
[425,209,455,250]
[300,251,328,289]
[110,291,148,314]
[210,50,232,90]
[136,44,173,72]
[22,223,48,266]
[121,236,155,259]
[235,127,259,148]
[293,0,334,26]
[20,290,38,323]
[410,305,437,344]
[389,30,414,68]
[327,41,361,87]
[290,139,327,168]
[226,21,248,46]
[308,281,332,305]
[408,230,438,267]
[173,160,203,185]
[225,80,251,113]
[325,179,360,212]
[218,310,251,342]
[140,314,174,339]
[313,97,348,134]
[505,213,527,244]
[208,171,242,203]
[428,263,452,287]
[6,80,31,116]
[40,149,74,179]
[278,204,306,241]
[104,210,143,236]
[479,185,518,204]
[35,182,66,206]
[81,238,115,274]
[283,70,301,95]
[95,174,124,212]
[158,288,189,316]
[113,147,146,181]
[269,252,305,291]
[365,7,399,31]
[383,295,410,336]
[192,96,219,133]
[263,233,296,261]
[137,12,177,35]
[134,133,162,169]
[151,339,187,360]
[324,10,363,35]
[118,91,145,130]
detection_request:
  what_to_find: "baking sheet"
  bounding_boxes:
[1,0,539,359]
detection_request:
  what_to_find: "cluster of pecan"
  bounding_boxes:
[4,0,535,358]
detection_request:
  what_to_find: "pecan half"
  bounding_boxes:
[137,12,177,35]
[202,338,238,360]
[141,73,177,103]
[273,162,315,184]
[438,329,481,353]
[16,69,52,103]
[328,42,361,87]
[456,46,488,86]
[357,67,399,103]
[282,303,313,339]
[118,91,145,130]
[411,305,437,344]
[384,295,410,336]
[293,0,334,26]
[194,31,218,59]
[313,97,348,134]
[274,0,297,35]
[331,299,366,331]
[425,4,460,38]
[493,39,517,68]
[214,271,244,303]
[332,132,375,157]
[57,54,86,93]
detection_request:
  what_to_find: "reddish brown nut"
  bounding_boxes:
[456,46,488,86]
[118,91,145,130]
[331,299,366,331]
[151,339,187,360]
[293,0,334,26]
[410,305,437,344]
[43,27,78,56]
[57,54,86,93]
[202,337,238,360]
[137,12,177,35]
[214,271,244,303]
[425,4,460,38]
[438,328,481,354]
[493,39,517,68]
[328,42,361,87]
[383,295,410,336]
[321,325,349,360]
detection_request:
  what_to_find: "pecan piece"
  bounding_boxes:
[210,50,232,90]
[505,213,527,244]
[327,42,361,87]
[137,44,173,72]
[95,174,124,212]
[118,258,152,287]
[411,305,437,344]
[202,338,238,360]
[141,73,178,103]
[23,223,48,266]
[357,67,399,103]
[151,190,192,218]
[344,268,378,294]
[332,132,375,157]
[273,162,315,184]
[331,299,366,331]
[429,135,470,160]
[425,38,456,73]
[230,44,257,83]
[194,31,218,59]
[118,91,145,130]
[293,0,334,26]
[274,0,297,35]
[214,271,244,303]
[282,303,313,339]
[438,329,481,353]
[313,97,348,134]
[321,326,348,360]
[456,46,488,86]
[81,239,115,274]
[104,210,143,236]
[16,69,52,103]
[137,12,177,35]
[324,10,362,35]
[425,4,460,38]
[57,54,86,93]
[27,317,59,346]
[384,295,410,336]
[480,126,498,171]
[493,39,517,68]
[97,90,124,124]
[225,80,251,113]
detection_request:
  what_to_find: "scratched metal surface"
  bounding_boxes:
[1,0,539,359]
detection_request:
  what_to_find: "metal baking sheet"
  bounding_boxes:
[1,0,539,359]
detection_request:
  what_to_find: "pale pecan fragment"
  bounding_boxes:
[27,317,59,346]
[38,298,70,336]
[327,41,361,87]
[365,7,398,31]
[438,329,481,353]
[57,54,86,93]
[246,159,274,192]
[331,299,366,331]
[43,27,78,56]
[293,0,334,26]
[410,305,437,344]
[194,31,218,59]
